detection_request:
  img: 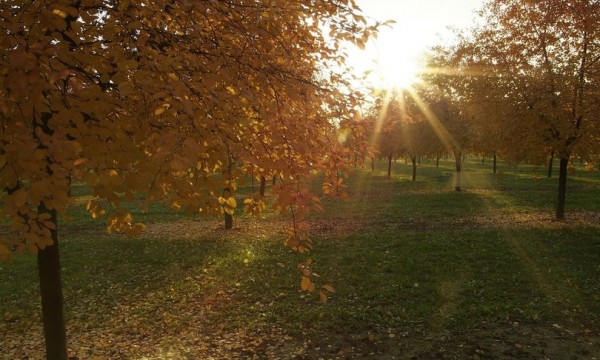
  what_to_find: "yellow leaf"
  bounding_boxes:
[301,276,315,292]
[225,197,237,208]
[220,196,236,215]
[319,290,328,304]
[86,200,105,219]
[154,104,170,115]
[52,9,68,18]
[73,158,87,166]
[322,284,335,293]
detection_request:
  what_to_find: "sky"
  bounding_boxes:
[347,0,484,89]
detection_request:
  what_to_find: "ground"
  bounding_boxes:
[1,160,600,359]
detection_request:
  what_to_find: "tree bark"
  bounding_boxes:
[224,213,233,229]
[37,206,68,360]
[387,154,392,177]
[547,151,554,178]
[259,176,266,197]
[556,156,569,220]
[411,155,417,182]
[223,187,233,229]
[454,150,462,191]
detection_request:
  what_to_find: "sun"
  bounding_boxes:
[374,55,421,90]
[347,35,424,90]
[345,16,427,91]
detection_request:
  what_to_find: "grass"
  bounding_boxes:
[1,157,600,359]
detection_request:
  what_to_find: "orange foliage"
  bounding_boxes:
[0,1,380,262]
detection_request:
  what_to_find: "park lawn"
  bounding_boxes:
[1,158,599,359]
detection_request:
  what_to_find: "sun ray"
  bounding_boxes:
[405,87,457,154]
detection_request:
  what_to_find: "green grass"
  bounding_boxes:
[1,157,600,358]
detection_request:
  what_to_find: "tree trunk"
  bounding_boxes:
[371,157,374,171]
[259,176,266,197]
[272,175,277,186]
[454,150,462,191]
[37,206,68,360]
[387,154,392,177]
[436,155,440,168]
[547,151,554,178]
[556,156,569,220]
[411,155,417,182]
[482,155,485,164]
[223,187,233,229]
[493,152,497,174]
[224,213,233,229]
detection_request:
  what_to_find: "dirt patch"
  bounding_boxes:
[138,210,600,245]
[369,211,600,233]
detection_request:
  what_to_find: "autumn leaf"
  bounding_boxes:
[319,290,328,304]
[300,276,315,293]
[13,189,28,208]
[218,197,237,215]
[321,284,335,293]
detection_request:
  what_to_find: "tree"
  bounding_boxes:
[393,90,429,182]
[363,92,402,177]
[413,69,473,191]
[0,1,377,359]
[470,0,600,219]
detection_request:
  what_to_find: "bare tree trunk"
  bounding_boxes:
[411,155,417,182]
[259,176,266,197]
[547,151,554,178]
[224,213,233,229]
[37,206,68,360]
[454,150,462,191]
[272,175,277,186]
[223,188,233,229]
[436,155,440,168]
[387,154,392,177]
[371,157,374,171]
[556,156,569,220]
